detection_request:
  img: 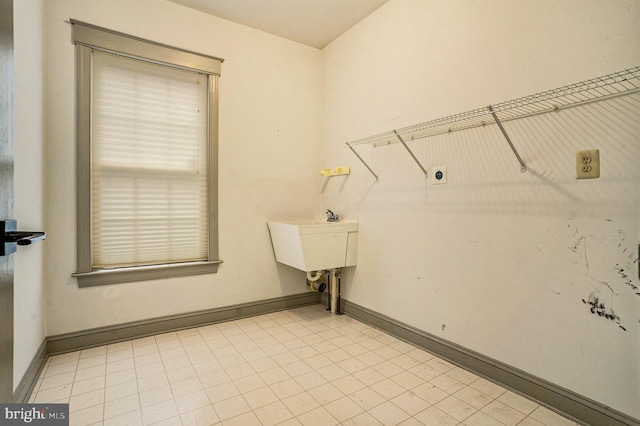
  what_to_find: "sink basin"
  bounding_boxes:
[267,220,358,272]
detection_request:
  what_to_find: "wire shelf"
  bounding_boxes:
[345,66,640,179]
[347,66,640,148]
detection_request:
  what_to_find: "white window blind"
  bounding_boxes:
[91,51,209,268]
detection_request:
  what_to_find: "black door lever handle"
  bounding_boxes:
[1,220,46,256]
[5,231,46,245]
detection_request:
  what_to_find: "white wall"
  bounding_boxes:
[42,0,323,336]
[322,0,640,419]
[13,0,46,390]
[30,0,640,418]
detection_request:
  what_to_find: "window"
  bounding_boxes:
[71,20,223,287]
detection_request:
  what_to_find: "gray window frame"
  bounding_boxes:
[71,20,223,287]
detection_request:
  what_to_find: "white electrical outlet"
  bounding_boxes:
[576,149,600,179]
[432,166,447,184]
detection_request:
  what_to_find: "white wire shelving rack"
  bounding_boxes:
[346,66,640,180]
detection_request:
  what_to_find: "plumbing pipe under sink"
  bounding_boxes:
[306,270,322,281]
[330,269,339,314]
[307,270,327,293]
[327,268,341,315]
[306,268,340,314]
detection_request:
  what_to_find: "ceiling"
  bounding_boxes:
[167,0,390,49]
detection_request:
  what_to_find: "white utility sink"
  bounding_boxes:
[267,220,358,272]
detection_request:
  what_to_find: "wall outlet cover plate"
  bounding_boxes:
[576,149,600,179]
[432,166,447,184]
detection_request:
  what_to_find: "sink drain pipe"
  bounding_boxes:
[306,270,322,281]
[307,270,326,293]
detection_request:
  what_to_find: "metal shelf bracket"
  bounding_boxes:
[347,143,379,180]
[394,130,429,179]
[488,105,527,173]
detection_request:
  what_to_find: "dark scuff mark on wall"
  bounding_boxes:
[568,234,589,272]
[582,294,626,331]
[615,264,639,295]
[568,220,639,331]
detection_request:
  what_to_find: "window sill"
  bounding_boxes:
[73,260,222,287]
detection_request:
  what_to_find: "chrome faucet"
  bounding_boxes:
[325,209,339,222]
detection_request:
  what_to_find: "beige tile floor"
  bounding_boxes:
[30,304,581,426]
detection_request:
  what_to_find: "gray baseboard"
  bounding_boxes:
[325,295,639,426]
[47,292,320,355]
[14,338,47,404]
